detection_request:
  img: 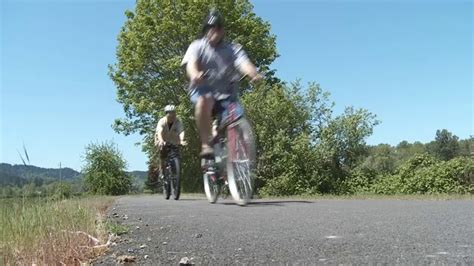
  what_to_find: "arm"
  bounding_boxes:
[155,121,165,146]
[238,59,262,82]
[186,59,204,83]
[182,40,204,83]
[233,43,262,82]
[159,129,166,145]
[177,120,186,145]
[179,131,186,145]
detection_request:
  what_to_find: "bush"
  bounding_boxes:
[82,141,132,195]
[342,166,377,194]
[244,81,378,196]
[371,154,473,194]
[49,182,72,200]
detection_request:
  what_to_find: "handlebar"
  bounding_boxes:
[200,70,262,84]
[159,142,185,150]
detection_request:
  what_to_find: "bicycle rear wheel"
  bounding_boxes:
[226,118,256,206]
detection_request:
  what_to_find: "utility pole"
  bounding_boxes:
[59,162,62,182]
[470,135,474,157]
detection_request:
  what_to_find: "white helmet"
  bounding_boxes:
[164,104,176,113]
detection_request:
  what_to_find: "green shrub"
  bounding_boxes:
[342,167,377,194]
[371,155,473,194]
[82,141,132,195]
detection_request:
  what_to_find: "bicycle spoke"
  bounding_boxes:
[232,133,252,198]
[226,119,255,205]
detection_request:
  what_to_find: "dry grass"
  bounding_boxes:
[0,196,114,265]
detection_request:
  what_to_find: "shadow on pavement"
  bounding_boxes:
[219,200,314,207]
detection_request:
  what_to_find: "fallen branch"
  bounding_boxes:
[79,234,115,250]
[74,231,100,245]
[62,230,116,249]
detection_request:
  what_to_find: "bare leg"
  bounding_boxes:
[195,95,215,154]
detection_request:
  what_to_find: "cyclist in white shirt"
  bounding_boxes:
[155,105,185,177]
[181,9,262,157]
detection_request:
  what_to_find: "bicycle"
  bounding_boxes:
[162,143,181,200]
[201,96,256,206]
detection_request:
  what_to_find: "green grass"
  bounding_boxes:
[106,221,129,236]
[256,193,474,201]
[0,196,114,264]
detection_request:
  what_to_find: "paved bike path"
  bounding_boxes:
[95,195,473,265]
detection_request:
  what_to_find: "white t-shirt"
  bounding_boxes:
[181,38,249,96]
[155,117,183,145]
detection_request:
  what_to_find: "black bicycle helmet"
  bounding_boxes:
[202,9,224,34]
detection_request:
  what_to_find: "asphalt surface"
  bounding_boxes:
[95,195,473,265]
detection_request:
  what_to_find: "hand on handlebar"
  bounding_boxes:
[250,73,264,84]
[191,71,206,85]
[159,141,167,149]
[161,142,185,149]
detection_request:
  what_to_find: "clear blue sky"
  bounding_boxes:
[1,0,472,171]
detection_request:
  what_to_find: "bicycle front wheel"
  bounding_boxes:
[226,118,256,206]
[163,175,171,200]
[170,158,180,200]
[202,158,220,203]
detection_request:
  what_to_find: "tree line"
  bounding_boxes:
[103,0,472,196]
[5,1,470,197]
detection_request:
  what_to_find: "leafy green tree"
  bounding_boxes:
[320,106,379,169]
[110,0,383,195]
[458,137,473,157]
[109,0,278,192]
[82,141,132,195]
[362,144,396,174]
[242,81,319,195]
[243,81,378,195]
[427,129,460,160]
[315,107,379,193]
[395,140,426,164]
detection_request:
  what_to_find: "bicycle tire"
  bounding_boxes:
[163,167,171,200]
[202,159,220,203]
[170,158,180,200]
[226,118,256,206]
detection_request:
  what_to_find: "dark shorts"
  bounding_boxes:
[190,86,213,104]
[189,85,236,104]
[159,145,180,160]
[159,147,168,160]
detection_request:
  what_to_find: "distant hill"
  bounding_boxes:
[0,171,28,186]
[128,170,148,180]
[0,163,147,187]
[0,163,80,181]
